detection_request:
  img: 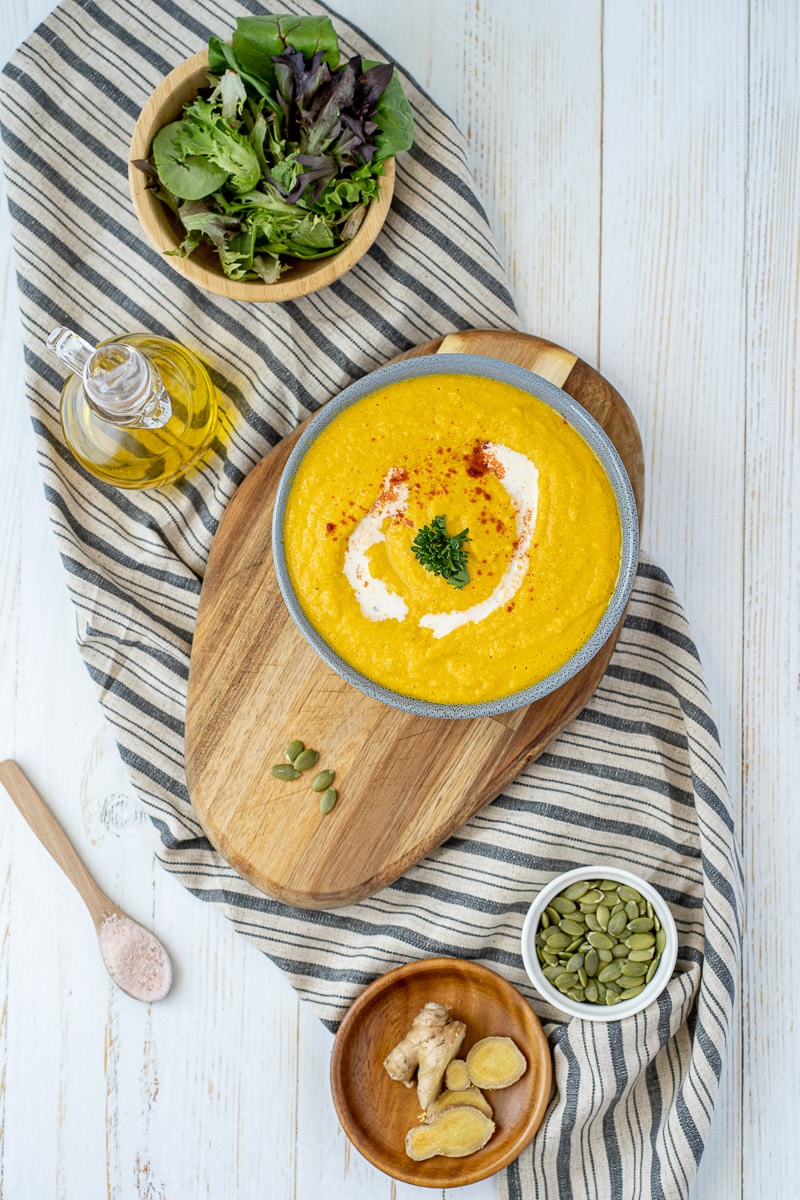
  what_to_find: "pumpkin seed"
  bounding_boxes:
[628,916,655,933]
[581,889,606,904]
[542,950,559,966]
[655,928,667,953]
[597,904,611,930]
[587,931,614,950]
[618,984,645,1000]
[597,948,614,964]
[626,932,656,950]
[543,965,562,982]
[607,910,628,936]
[629,948,655,963]
[560,918,585,936]
[284,739,304,762]
[612,942,629,958]
[566,935,585,952]
[625,900,640,920]
[604,978,622,995]
[567,988,585,1002]
[564,881,592,901]
[578,967,588,987]
[565,953,584,974]
[618,885,642,903]
[621,960,648,978]
[599,879,620,892]
[598,962,623,983]
[544,930,572,950]
[540,910,551,929]
[319,787,337,814]
[585,912,602,932]
[554,972,579,990]
[645,959,659,984]
[551,896,577,914]
[546,906,561,924]
[605,990,621,1006]
[584,948,600,977]
[311,769,335,792]
[584,980,599,1003]
[293,748,319,771]
[272,763,301,780]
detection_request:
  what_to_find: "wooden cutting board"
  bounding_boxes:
[185,330,644,909]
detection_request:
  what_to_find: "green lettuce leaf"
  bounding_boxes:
[232,15,339,86]
[152,121,228,200]
[177,98,261,193]
[368,63,414,159]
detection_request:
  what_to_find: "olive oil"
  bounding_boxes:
[49,329,218,488]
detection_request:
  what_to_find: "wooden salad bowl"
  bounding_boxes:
[330,957,553,1186]
[128,50,395,303]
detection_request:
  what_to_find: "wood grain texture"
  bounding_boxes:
[185,330,644,908]
[330,958,552,1186]
[741,4,800,1198]
[128,50,395,302]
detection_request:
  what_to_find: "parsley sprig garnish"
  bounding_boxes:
[410,515,471,589]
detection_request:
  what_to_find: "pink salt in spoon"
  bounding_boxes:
[0,759,172,1003]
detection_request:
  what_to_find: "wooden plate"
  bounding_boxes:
[185,329,645,908]
[329,957,553,1186]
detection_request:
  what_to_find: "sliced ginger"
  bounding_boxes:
[385,1004,528,1161]
[405,1105,496,1161]
[465,1036,527,1089]
[427,1086,493,1120]
[444,1058,471,1091]
[383,1002,466,1109]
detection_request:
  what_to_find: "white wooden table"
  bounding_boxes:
[1,2,797,1196]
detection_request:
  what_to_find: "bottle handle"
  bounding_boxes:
[46,327,173,429]
[46,327,95,376]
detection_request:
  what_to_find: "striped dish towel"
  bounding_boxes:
[0,1,742,1197]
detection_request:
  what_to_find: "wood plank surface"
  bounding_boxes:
[186,330,644,908]
[1,1,796,1198]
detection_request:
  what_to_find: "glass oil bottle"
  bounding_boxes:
[47,328,218,488]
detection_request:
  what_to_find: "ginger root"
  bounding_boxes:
[465,1036,527,1089]
[444,1058,471,1092]
[383,1002,467,1110]
[427,1086,493,1120]
[405,1105,496,1161]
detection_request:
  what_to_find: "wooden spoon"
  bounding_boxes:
[0,759,172,1002]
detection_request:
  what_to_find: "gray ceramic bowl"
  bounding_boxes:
[272,354,639,718]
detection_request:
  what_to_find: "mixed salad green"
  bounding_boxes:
[135,15,414,283]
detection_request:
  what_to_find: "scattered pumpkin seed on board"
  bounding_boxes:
[293,748,319,771]
[535,878,669,1007]
[271,763,301,780]
[272,741,339,813]
[319,788,338,814]
[312,769,335,792]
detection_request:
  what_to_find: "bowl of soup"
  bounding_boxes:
[272,355,638,718]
